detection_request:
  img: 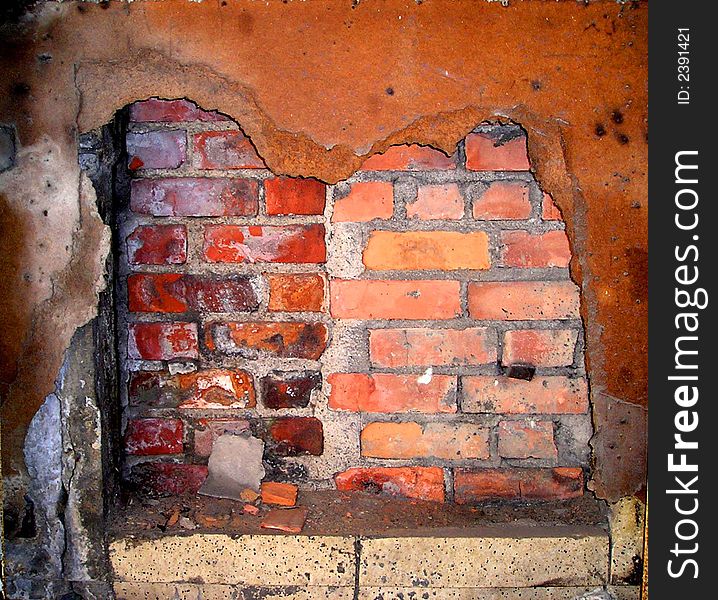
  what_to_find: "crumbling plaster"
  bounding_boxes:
[0,0,647,503]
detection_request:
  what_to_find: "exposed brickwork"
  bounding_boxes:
[267,273,325,312]
[131,177,259,217]
[330,280,462,320]
[118,108,589,502]
[409,183,464,220]
[203,224,326,264]
[126,224,187,265]
[359,145,456,171]
[502,329,578,367]
[454,468,584,502]
[192,130,265,169]
[361,422,490,460]
[369,327,496,368]
[332,181,394,222]
[327,373,457,413]
[265,177,326,216]
[335,466,445,502]
[362,230,491,271]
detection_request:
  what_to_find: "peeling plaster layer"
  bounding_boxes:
[0,141,110,476]
[0,0,647,500]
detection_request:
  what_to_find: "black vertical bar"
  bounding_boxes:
[649,2,715,596]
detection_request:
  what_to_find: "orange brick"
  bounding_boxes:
[500,230,571,268]
[465,132,530,171]
[361,422,489,459]
[335,466,445,502]
[498,420,557,459]
[542,192,562,220]
[362,231,490,271]
[502,329,577,367]
[330,279,461,320]
[332,181,393,222]
[462,376,589,414]
[327,373,456,413]
[360,144,455,171]
[207,321,327,360]
[454,468,583,503]
[267,273,325,312]
[261,481,298,507]
[467,281,580,320]
[369,327,496,368]
[408,184,464,220]
[473,181,531,220]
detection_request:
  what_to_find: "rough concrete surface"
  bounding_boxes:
[0,1,648,505]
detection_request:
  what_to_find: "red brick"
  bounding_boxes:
[129,463,208,496]
[332,181,393,222]
[335,466,445,502]
[125,418,183,455]
[130,98,229,122]
[408,184,464,220]
[267,417,323,456]
[203,224,326,264]
[194,419,251,458]
[193,130,265,169]
[369,327,496,368]
[267,273,324,312]
[128,322,199,360]
[467,281,580,320]
[360,145,456,171]
[454,468,583,503]
[127,225,187,265]
[462,376,589,414]
[261,371,321,409]
[128,273,259,314]
[498,420,557,459]
[542,192,562,220]
[131,177,258,217]
[502,329,577,367]
[330,280,461,320]
[177,369,256,409]
[363,231,490,271]
[126,130,186,170]
[128,371,164,407]
[265,177,326,215]
[500,230,571,268]
[465,132,530,171]
[473,181,531,220]
[327,373,456,413]
[361,422,489,460]
[128,274,187,313]
[207,321,327,360]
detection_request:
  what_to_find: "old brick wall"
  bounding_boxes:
[119,99,591,503]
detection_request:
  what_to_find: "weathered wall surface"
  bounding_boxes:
[0,0,646,510]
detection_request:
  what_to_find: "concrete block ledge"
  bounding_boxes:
[110,528,611,595]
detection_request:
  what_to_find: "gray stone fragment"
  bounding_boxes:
[199,434,266,500]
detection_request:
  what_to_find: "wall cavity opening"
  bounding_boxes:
[75,96,595,530]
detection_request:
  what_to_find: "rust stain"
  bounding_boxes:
[0,0,647,498]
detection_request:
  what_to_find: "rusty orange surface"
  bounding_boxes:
[0,0,647,500]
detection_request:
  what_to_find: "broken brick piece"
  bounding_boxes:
[261,481,298,507]
[260,506,308,534]
[261,371,321,409]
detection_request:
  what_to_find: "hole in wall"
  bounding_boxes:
[75,97,596,536]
